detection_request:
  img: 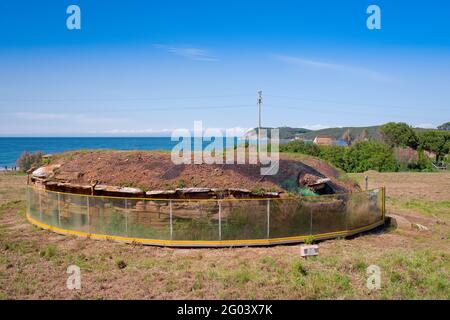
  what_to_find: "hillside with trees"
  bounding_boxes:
[280,122,450,173]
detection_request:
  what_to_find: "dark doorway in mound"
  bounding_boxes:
[297,170,335,195]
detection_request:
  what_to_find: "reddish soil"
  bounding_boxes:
[48,151,360,193]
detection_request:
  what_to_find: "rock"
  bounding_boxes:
[32,164,61,179]
[299,172,333,193]
[412,223,429,231]
[146,190,177,196]
[94,184,144,197]
[228,188,251,193]
[176,188,211,193]
[300,173,329,187]
[117,187,143,194]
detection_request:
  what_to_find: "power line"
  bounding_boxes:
[0,94,253,103]
[9,104,256,114]
[265,94,450,112]
[263,104,438,120]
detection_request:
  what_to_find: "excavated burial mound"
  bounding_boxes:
[30,151,361,199]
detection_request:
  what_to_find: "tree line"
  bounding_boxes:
[280,122,450,173]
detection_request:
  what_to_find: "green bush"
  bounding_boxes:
[281,140,398,173]
[16,151,44,172]
[343,141,398,173]
[280,140,320,156]
[318,145,346,168]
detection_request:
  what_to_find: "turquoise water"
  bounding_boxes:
[0,137,239,167]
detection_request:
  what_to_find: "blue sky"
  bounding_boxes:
[0,0,450,136]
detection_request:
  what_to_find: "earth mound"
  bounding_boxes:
[31,150,360,198]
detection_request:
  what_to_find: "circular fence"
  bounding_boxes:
[26,186,385,247]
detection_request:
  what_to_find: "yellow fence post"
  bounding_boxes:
[86,195,90,234]
[266,200,270,239]
[218,201,222,241]
[169,200,173,240]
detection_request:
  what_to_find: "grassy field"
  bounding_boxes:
[0,171,449,299]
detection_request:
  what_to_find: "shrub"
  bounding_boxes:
[343,141,397,172]
[319,145,346,168]
[281,140,398,173]
[16,151,44,172]
[280,140,320,156]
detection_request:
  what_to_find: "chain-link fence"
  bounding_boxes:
[27,186,385,246]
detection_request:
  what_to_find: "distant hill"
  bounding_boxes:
[296,126,381,140]
[245,127,311,140]
[245,125,438,141]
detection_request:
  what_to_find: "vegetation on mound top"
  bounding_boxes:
[31,150,357,194]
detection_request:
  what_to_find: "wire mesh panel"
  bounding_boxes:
[126,199,171,240]
[221,200,268,240]
[87,196,127,236]
[27,187,385,246]
[346,189,383,230]
[59,193,89,233]
[39,191,59,227]
[269,198,312,238]
[172,201,220,241]
[27,187,41,220]
[310,195,348,235]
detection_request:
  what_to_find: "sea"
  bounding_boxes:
[0,137,243,168]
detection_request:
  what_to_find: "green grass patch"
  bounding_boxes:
[395,199,450,217]
[39,244,57,260]
[378,249,450,299]
[0,200,24,212]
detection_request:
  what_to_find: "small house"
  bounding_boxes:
[313,136,334,146]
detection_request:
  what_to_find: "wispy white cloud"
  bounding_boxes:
[154,44,218,61]
[275,55,392,82]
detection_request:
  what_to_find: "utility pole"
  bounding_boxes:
[257,90,263,130]
[256,90,263,154]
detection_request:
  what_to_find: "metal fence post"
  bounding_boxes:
[169,200,173,240]
[86,196,90,233]
[218,201,222,241]
[26,187,31,216]
[266,200,270,239]
[39,190,42,221]
[124,199,128,235]
[58,193,61,227]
